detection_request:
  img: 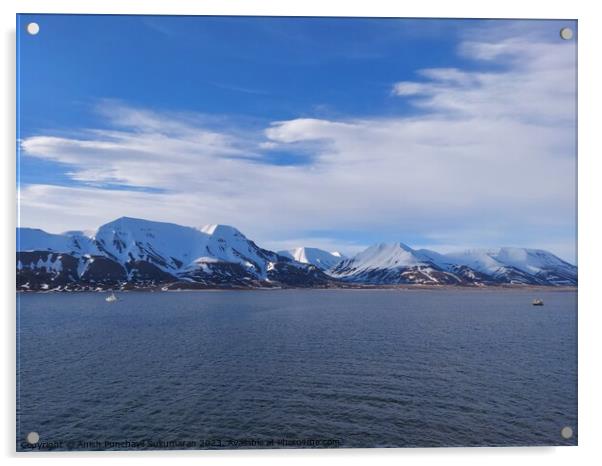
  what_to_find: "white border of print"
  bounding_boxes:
[2,1,601,466]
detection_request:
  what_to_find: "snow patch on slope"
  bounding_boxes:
[278,247,345,270]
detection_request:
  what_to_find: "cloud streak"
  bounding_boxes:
[18,25,577,262]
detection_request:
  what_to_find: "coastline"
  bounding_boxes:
[16,284,578,293]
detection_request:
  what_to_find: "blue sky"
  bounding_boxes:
[17,15,577,262]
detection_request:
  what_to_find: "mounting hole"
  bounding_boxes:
[559,27,573,40]
[26,431,40,444]
[26,22,40,36]
[560,426,573,439]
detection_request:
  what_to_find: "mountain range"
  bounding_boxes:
[16,217,577,291]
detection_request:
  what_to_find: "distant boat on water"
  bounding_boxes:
[532,299,544,306]
[105,292,118,303]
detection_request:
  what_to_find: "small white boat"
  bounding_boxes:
[105,292,118,303]
[532,299,544,306]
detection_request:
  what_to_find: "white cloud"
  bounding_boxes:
[391,82,432,96]
[18,25,577,262]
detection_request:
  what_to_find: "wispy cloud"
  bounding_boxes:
[393,39,575,124]
[18,24,576,262]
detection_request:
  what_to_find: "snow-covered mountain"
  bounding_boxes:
[328,242,468,285]
[16,217,577,290]
[328,242,577,286]
[440,247,578,286]
[277,247,345,270]
[94,217,279,277]
[17,227,100,256]
[16,217,333,291]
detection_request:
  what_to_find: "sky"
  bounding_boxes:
[17,15,577,262]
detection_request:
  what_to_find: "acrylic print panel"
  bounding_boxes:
[16,15,577,451]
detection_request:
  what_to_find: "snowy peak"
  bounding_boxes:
[199,223,272,267]
[329,242,449,284]
[16,219,577,289]
[443,247,577,285]
[200,223,244,237]
[336,242,433,271]
[443,247,574,274]
[18,228,77,253]
[16,218,336,291]
[94,217,207,270]
[17,217,308,287]
[17,227,99,256]
[277,247,345,270]
[494,247,573,274]
[93,217,283,278]
[328,242,576,286]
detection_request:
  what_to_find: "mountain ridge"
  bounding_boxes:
[16,217,577,291]
[277,247,346,271]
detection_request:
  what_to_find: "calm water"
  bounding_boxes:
[17,289,577,450]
